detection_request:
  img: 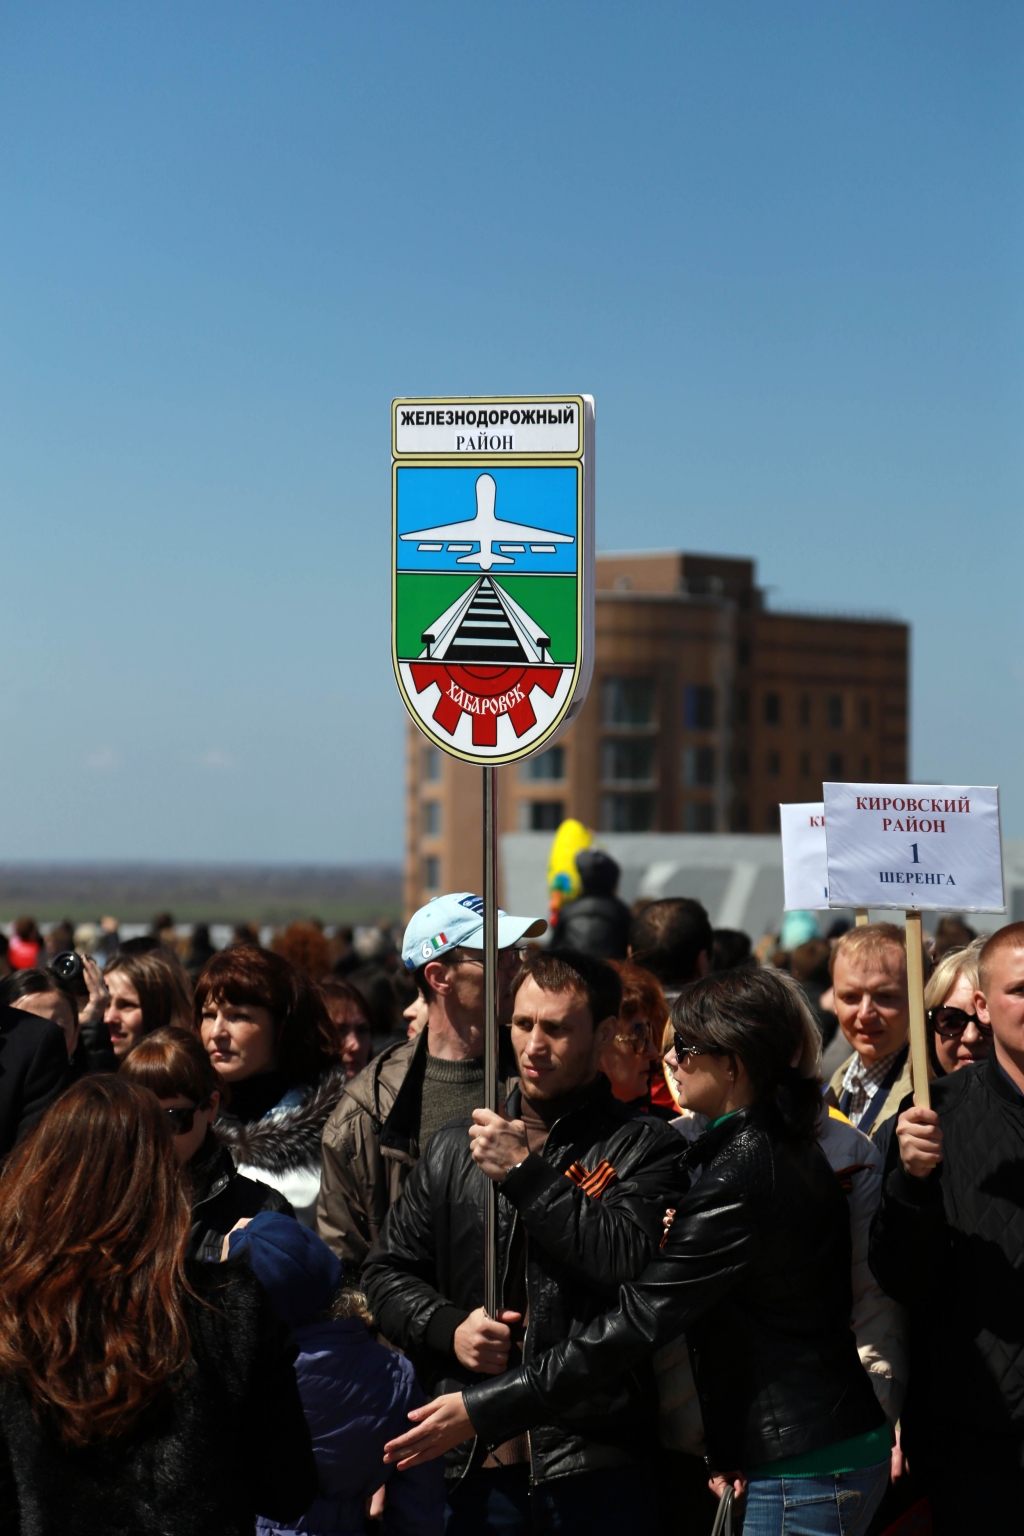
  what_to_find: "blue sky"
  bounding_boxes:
[1,2,1020,862]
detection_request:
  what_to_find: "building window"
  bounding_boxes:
[684,802,715,832]
[600,793,656,832]
[422,800,441,837]
[601,738,656,784]
[423,855,440,892]
[734,747,750,778]
[520,746,565,782]
[523,800,564,831]
[601,676,657,729]
[684,685,716,730]
[733,690,749,724]
[683,745,716,787]
[422,746,441,782]
[766,751,781,778]
[827,752,844,778]
[860,755,871,777]
[737,638,751,667]
[799,751,810,778]
[827,694,843,729]
[733,802,750,831]
[765,805,780,832]
[859,699,872,729]
[799,695,811,726]
[764,693,781,725]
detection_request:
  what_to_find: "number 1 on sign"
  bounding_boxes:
[911,843,919,864]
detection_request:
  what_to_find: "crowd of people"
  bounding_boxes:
[0,858,1019,1536]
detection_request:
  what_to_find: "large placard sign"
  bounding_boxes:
[392,396,594,765]
[823,783,1005,913]
[780,802,829,910]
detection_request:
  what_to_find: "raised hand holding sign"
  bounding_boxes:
[824,781,1004,1110]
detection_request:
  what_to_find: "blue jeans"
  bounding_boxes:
[740,1460,889,1536]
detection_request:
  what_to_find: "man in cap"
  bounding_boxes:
[317,892,545,1275]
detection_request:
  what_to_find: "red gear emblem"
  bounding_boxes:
[409,663,562,747]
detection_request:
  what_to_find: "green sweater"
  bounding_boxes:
[418,1052,486,1148]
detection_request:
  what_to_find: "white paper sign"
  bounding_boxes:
[823,783,1004,913]
[780,802,829,910]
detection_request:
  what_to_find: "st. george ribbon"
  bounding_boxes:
[391,396,595,1314]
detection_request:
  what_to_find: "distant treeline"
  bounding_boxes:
[0,864,402,926]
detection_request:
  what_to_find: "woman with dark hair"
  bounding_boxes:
[0,962,116,1076]
[194,948,345,1223]
[0,969,80,1068]
[383,966,891,1536]
[119,1026,293,1261]
[0,1075,316,1534]
[318,976,373,1080]
[103,947,194,1060]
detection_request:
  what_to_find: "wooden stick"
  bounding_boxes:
[855,908,869,927]
[905,910,931,1109]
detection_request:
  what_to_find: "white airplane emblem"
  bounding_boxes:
[400,473,574,571]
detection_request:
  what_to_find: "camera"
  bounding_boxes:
[50,950,84,984]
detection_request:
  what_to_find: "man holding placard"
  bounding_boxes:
[869,922,1024,1530]
[826,924,915,1138]
[823,780,1004,1140]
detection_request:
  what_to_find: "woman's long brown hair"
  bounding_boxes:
[0,1076,194,1447]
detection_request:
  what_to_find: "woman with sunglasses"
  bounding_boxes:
[120,1026,293,1261]
[384,966,890,1536]
[924,937,989,1077]
[600,960,669,1110]
[870,939,990,1168]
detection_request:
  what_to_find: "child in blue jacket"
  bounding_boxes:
[229,1212,444,1536]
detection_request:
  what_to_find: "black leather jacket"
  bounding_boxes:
[870,1054,1024,1478]
[188,1130,293,1262]
[549,895,632,962]
[466,1101,885,1473]
[362,1074,684,1484]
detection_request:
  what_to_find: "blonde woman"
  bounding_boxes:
[923,937,989,1078]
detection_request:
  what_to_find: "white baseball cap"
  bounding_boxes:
[402,892,546,971]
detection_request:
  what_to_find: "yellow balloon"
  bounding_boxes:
[546,818,593,903]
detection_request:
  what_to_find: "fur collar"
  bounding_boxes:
[214,1066,347,1176]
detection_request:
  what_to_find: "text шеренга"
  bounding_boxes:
[879,871,956,886]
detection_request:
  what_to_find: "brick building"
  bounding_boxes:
[404,551,908,913]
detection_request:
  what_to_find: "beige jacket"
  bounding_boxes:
[317,1027,515,1275]
[316,1032,425,1275]
[827,1045,915,1138]
[654,1106,908,1454]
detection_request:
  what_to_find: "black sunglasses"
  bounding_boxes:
[673,1030,722,1061]
[927,1006,991,1042]
[164,1100,210,1135]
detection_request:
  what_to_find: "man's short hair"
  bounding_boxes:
[978,922,1024,992]
[829,922,907,981]
[628,898,713,987]
[510,948,622,1029]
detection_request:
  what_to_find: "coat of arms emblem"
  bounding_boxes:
[392,397,593,765]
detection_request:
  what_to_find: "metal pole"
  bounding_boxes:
[482,764,500,1318]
